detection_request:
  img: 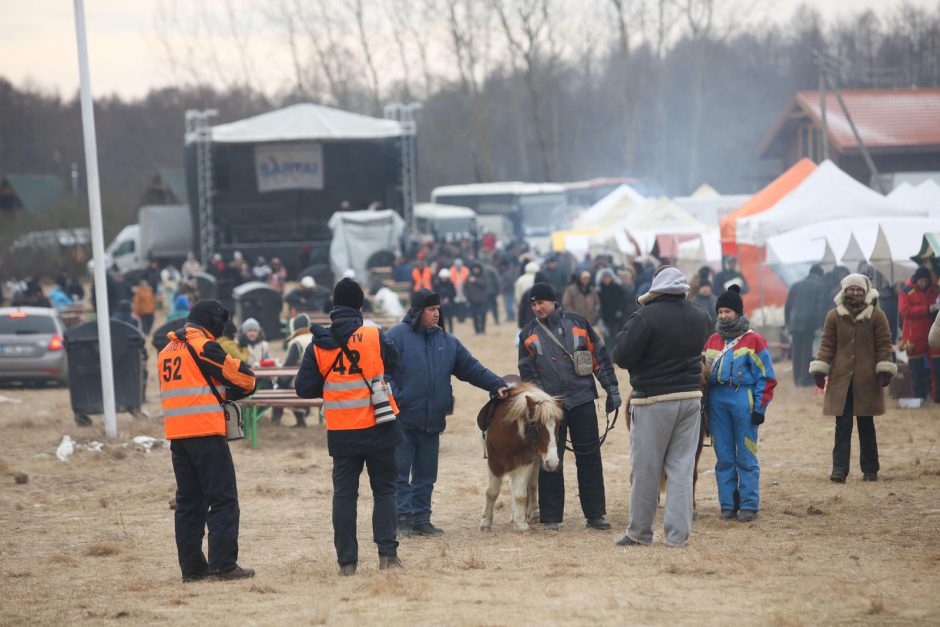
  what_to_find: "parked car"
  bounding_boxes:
[0,307,68,386]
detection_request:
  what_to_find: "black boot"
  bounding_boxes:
[397,515,414,537]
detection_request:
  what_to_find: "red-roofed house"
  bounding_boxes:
[759,88,940,185]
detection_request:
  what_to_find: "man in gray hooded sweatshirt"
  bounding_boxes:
[612,266,710,548]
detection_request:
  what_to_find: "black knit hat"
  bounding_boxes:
[333,278,364,310]
[409,288,441,314]
[715,284,743,315]
[529,282,557,303]
[188,299,229,338]
[913,266,931,282]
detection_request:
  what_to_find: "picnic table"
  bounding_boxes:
[240,366,322,448]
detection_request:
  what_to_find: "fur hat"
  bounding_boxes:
[529,282,557,302]
[333,278,364,310]
[716,284,744,315]
[841,273,871,292]
[410,288,441,312]
[188,299,229,338]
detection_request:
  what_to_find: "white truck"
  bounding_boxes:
[92,205,193,277]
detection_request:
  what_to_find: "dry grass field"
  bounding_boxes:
[1,315,939,625]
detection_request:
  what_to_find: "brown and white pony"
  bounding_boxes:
[478,383,563,532]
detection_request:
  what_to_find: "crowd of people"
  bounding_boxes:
[3,230,936,581]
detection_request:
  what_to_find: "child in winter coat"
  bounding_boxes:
[810,273,895,483]
[704,284,777,523]
[239,318,270,367]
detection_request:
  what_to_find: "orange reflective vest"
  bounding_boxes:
[450,265,469,290]
[160,333,225,440]
[412,266,432,291]
[313,325,398,431]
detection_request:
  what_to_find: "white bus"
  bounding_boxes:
[430,181,569,242]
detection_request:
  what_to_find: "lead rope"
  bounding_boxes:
[564,406,619,455]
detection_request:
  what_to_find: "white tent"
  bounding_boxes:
[888,179,940,218]
[575,184,646,229]
[870,219,940,282]
[887,181,914,201]
[205,103,403,143]
[736,160,925,246]
[588,197,707,256]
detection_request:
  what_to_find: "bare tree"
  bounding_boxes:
[492,0,562,181]
[350,0,383,114]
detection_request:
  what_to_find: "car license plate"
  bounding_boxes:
[0,344,33,355]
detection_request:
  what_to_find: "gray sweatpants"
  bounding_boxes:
[626,398,701,547]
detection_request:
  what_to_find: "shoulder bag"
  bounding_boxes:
[536,317,594,377]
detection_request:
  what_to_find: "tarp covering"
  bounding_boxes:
[205,103,404,144]
[328,210,404,284]
[736,160,924,246]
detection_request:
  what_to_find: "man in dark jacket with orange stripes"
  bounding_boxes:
[159,299,257,582]
[518,282,621,531]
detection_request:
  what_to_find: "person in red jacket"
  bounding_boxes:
[899,266,940,401]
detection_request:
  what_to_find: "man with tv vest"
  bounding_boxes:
[295,278,403,576]
[159,299,257,582]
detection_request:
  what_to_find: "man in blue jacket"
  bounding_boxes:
[387,289,508,536]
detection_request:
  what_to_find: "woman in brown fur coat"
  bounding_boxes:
[809,273,896,483]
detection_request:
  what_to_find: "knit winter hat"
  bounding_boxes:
[187,299,229,338]
[716,284,744,315]
[529,282,557,302]
[333,278,364,309]
[241,317,261,333]
[840,273,871,292]
[637,266,690,305]
[409,289,441,314]
[913,266,931,282]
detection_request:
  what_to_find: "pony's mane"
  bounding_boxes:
[503,382,563,425]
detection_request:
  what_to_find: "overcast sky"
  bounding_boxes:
[0,0,936,99]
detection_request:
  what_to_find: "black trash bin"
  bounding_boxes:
[151,317,186,352]
[191,272,218,301]
[233,281,283,339]
[64,319,147,425]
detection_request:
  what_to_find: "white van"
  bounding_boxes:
[413,203,478,240]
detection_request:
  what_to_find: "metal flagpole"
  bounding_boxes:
[73,0,117,438]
